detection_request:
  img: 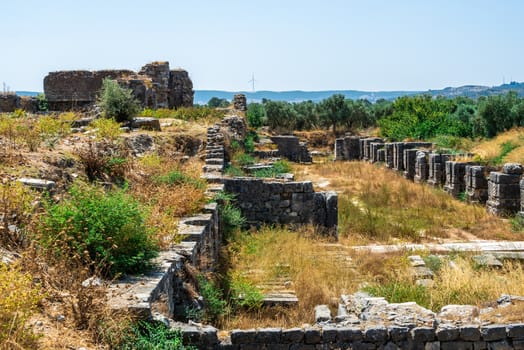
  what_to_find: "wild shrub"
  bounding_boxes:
[214,191,245,238]
[0,181,34,248]
[0,264,42,349]
[198,276,227,323]
[363,281,430,307]
[37,183,158,277]
[252,160,292,178]
[118,321,195,350]
[154,170,205,189]
[36,93,48,112]
[233,153,256,167]
[89,117,123,142]
[97,79,140,122]
[228,273,263,310]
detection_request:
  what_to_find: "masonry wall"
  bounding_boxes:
[223,178,337,236]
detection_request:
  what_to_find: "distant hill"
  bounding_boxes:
[17,81,524,104]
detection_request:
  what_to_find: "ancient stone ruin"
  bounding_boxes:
[232,93,247,111]
[270,135,313,163]
[487,163,523,216]
[44,61,194,111]
[0,93,38,113]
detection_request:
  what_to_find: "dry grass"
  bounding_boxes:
[429,257,524,311]
[472,127,524,164]
[294,160,518,243]
[221,226,404,329]
[130,154,207,247]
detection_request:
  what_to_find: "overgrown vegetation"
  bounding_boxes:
[37,183,158,277]
[141,107,225,123]
[98,78,140,122]
[0,264,43,349]
[118,321,195,350]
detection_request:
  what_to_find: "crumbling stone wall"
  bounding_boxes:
[384,143,395,168]
[465,165,491,204]
[223,178,337,236]
[270,135,312,163]
[233,94,247,111]
[427,153,452,187]
[361,137,383,161]
[335,136,361,161]
[403,149,419,180]
[393,142,433,171]
[369,142,384,163]
[0,94,19,112]
[487,163,522,216]
[444,161,475,198]
[414,150,429,183]
[44,61,193,111]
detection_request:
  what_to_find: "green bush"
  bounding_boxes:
[38,184,158,276]
[119,321,195,350]
[363,281,430,308]
[198,276,227,322]
[229,275,263,310]
[233,153,256,167]
[246,103,266,128]
[98,78,141,122]
[154,170,205,189]
[253,160,292,178]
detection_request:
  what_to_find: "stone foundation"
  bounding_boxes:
[414,151,429,183]
[370,141,384,163]
[403,149,419,180]
[393,142,433,171]
[361,137,383,161]
[487,163,522,216]
[465,165,491,204]
[335,136,361,161]
[44,61,193,111]
[223,178,337,236]
[270,135,312,163]
[444,161,474,198]
[428,153,452,187]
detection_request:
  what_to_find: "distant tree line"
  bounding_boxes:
[238,91,524,141]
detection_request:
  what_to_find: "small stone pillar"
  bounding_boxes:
[377,149,385,163]
[334,138,345,161]
[403,149,419,180]
[233,94,247,111]
[414,151,429,184]
[427,153,451,187]
[465,165,490,204]
[487,163,522,216]
[362,137,382,161]
[384,143,395,168]
[370,142,384,163]
[444,161,472,198]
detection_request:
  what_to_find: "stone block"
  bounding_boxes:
[503,163,523,175]
[412,327,435,342]
[507,323,524,338]
[481,325,507,341]
[388,326,410,341]
[255,328,282,343]
[231,329,257,344]
[441,341,473,350]
[314,304,332,323]
[281,328,304,343]
[322,325,338,343]
[437,326,460,341]
[337,327,363,342]
[486,340,512,350]
[304,327,321,344]
[461,325,481,341]
[364,326,388,343]
[490,172,520,185]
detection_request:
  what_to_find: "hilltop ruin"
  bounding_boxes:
[43,61,193,111]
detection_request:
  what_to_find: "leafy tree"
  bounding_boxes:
[317,94,349,136]
[293,100,319,130]
[264,100,297,133]
[97,78,141,122]
[246,102,266,128]
[207,97,230,108]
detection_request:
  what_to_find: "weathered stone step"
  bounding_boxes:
[206,158,224,165]
[262,293,298,306]
[353,241,524,254]
[203,165,224,173]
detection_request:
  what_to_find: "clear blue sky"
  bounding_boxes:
[2,0,523,92]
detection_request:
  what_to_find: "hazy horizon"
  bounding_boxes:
[2,1,524,92]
